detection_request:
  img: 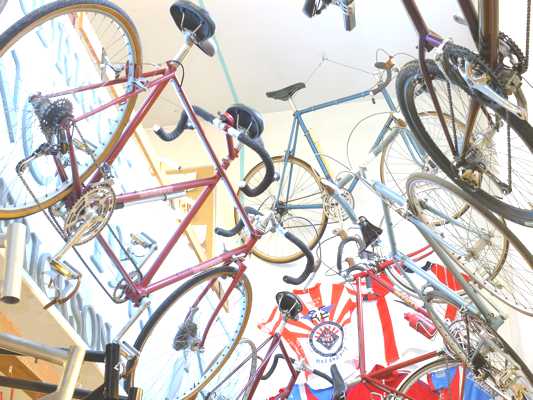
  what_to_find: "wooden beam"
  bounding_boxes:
[0,313,61,399]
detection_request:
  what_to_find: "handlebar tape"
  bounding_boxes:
[282,231,315,285]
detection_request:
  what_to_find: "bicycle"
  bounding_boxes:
[304,0,533,226]
[313,163,533,398]
[238,55,431,264]
[0,1,312,397]
[310,176,533,398]
[204,245,446,399]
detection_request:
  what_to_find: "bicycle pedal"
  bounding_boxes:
[49,258,79,280]
[119,340,140,360]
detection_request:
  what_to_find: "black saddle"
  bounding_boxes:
[266,82,306,101]
[226,104,264,139]
[276,291,302,320]
[170,1,216,43]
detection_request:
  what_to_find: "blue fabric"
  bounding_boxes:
[464,372,492,400]
[430,367,492,399]
[430,366,458,390]
[288,384,333,400]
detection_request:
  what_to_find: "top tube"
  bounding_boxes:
[298,85,397,116]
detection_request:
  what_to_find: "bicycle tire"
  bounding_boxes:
[237,155,327,263]
[380,114,470,225]
[406,172,533,316]
[0,0,141,218]
[408,291,533,399]
[396,59,533,226]
[125,266,252,399]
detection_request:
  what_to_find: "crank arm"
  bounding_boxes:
[49,219,94,272]
[472,82,528,120]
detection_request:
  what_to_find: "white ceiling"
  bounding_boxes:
[111,0,473,127]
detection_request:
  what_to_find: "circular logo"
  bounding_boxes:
[309,321,344,357]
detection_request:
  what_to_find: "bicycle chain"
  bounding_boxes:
[525,0,531,72]
[498,32,527,74]
[16,117,125,302]
[441,43,516,192]
[507,113,512,192]
[445,79,460,156]
[17,169,68,240]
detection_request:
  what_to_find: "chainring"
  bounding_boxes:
[64,182,116,245]
[322,187,354,220]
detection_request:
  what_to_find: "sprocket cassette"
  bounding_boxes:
[30,95,73,140]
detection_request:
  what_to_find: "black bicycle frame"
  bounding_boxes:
[401,0,499,159]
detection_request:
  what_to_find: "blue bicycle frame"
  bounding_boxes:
[275,86,426,214]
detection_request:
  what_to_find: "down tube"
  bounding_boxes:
[140,181,218,288]
[397,254,476,312]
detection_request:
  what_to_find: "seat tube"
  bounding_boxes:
[277,105,301,204]
[298,116,332,179]
[382,200,398,255]
[478,0,499,68]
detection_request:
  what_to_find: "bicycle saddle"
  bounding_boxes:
[266,82,306,101]
[275,291,302,320]
[226,104,264,139]
[170,1,216,43]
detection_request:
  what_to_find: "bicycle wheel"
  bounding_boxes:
[407,172,533,315]
[396,60,533,226]
[237,156,327,263]
[398,357,523,399]
[0,0,141,218]
[126,266,252,399]
[408,292,533,399]
[198,338,257,399]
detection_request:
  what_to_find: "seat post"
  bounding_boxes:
[288,97,298,113]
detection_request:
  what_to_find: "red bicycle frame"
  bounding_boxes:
[50,57,259,305]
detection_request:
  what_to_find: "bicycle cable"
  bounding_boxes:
[345,111,392,169]
[525,0,531,72]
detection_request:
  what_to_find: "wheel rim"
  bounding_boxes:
[238,156,327,263]
[132,271,251,399]
[424,295,533,399]
[408,68,533,219]
[407,174,533,315]
[0,3,140,216]
[199,339,257,399]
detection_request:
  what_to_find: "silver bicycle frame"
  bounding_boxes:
[332,169,504,330]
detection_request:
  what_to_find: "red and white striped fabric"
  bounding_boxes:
[259,282,360,388]
[258,277,439,390]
